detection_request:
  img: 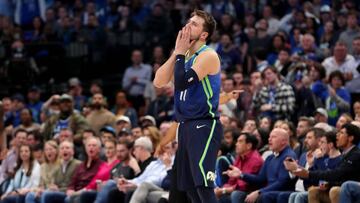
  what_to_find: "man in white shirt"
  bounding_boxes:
[322,41,358,81]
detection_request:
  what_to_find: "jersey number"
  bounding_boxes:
[179,90,187,101]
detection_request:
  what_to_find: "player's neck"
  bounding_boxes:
[188,41,206,56]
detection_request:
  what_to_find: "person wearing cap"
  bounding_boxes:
[68,77,87,111]
[319,5,332,22]
[100,126,116,143]
[42,94,89,144]
[314,108,329,123]
[115,115,132,134]
[26,86,43,124]
[40,94,61,122]
[139,115,156,128]
[86,93,116,135]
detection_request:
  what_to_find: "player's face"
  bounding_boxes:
[185,15,207,41]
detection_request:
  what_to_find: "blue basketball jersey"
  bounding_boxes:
[174,45,221,122]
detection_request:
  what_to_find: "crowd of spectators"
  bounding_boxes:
[1,0,360,203]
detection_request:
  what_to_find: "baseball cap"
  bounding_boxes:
[320,5,331,13]
[140,115,156,126]
[69,77,81,87]
[59,94,73,102]
[28,85,40,92]
[314,108,328,118]
[11,93,25,102]
[100,126,116,136]
[116,115,131,124]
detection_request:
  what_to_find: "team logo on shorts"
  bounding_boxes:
[206,171,216,182]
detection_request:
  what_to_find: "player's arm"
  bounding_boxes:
[153,54,176,88]
[174,50,220,91]
[154,28,186,88]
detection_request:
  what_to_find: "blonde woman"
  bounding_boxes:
[25,140,60,203]
[143,126,162,152]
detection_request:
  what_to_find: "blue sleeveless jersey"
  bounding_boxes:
[174,45,221,122]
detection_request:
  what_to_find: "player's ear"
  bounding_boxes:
[201,32,208,40]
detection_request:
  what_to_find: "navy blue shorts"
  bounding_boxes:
[177,119,223,191]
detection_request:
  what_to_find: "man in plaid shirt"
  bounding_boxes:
[252,66,296,121]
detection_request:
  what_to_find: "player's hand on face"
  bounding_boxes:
[174,26,195,55]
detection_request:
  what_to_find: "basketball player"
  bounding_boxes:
[154,9,222,203]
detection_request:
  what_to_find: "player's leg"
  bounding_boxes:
[169,153,191,203]
[186,119,223,203]
[187,188,202,203]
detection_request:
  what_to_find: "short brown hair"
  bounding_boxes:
[191,10,216,40]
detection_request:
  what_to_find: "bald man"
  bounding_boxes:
[225,128,297,203]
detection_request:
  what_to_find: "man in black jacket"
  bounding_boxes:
[287,123,360,203]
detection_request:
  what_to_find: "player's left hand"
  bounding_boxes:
[174,26,195,55]
[245,190,260,203]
